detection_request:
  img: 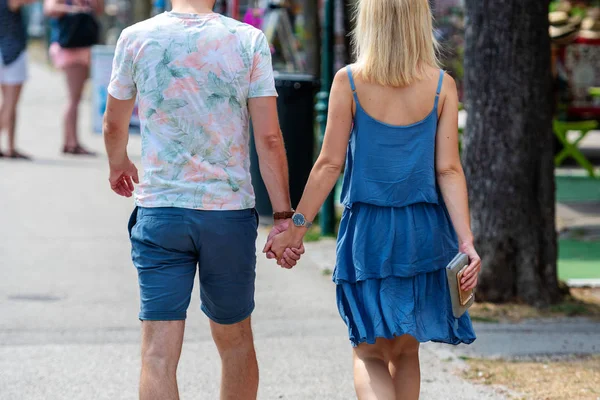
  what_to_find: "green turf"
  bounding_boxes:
[555,175,600,203]
[558,239,600,280]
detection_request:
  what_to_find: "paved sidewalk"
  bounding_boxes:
[0,61,507,399]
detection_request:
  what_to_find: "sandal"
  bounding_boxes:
[63,145,96,156]
[5,150,32,160]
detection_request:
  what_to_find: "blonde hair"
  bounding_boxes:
[351,0,440,87]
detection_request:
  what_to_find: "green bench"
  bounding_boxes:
[553,119,599,178]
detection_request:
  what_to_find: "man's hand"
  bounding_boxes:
[109,158,139,197]
[264,220,305,269]
[265,227,304,269]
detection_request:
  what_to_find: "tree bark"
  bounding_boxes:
[463,0,561,306]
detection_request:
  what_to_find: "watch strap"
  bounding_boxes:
[273,210,295,220]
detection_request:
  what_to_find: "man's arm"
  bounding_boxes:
[248,96,291,214]
[103,95,138,197]
[249,97,305,268]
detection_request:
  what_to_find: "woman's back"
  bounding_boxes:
[350,66,444,127]
[340,65,445,209]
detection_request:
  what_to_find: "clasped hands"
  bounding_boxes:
[263,219,306,269]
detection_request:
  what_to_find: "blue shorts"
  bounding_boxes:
[128,206,259,324]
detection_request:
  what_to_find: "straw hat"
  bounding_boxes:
[555,1,572,13]
[579,8,600,40]
[549,10,579,45]
[551,26,579,45]
[549,11,569,26]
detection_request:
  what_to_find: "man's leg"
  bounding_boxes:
[129,207,198,400]
[140,321,185,400]
[196,209,259,400]
[210,317,259,400]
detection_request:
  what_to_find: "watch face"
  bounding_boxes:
[292,213,305,227]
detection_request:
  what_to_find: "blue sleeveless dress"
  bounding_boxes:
[334,67,476,347]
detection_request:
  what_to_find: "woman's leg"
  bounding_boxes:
[389,334,420,400]
[353,338,395,400]
[63,64,89,150]
[1,83,25,156]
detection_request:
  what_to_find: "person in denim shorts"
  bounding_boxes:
[103,0,303,398]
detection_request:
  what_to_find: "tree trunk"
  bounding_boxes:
[463,0,561,306]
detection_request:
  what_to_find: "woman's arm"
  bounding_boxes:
[94,0,104,15]
[266,68,354,255]
[435,74,481,291]
[43,0,86,17]
[8,0,37,12]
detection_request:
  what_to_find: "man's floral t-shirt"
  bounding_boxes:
[108,12,277,210]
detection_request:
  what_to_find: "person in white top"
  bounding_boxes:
[103,0,304,398]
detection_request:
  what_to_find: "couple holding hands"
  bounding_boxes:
[103,0,480,398]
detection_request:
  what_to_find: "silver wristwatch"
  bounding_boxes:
[292,212,313,229]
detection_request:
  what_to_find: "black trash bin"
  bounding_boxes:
[250,73,319,219]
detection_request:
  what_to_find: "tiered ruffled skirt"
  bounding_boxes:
[334,202,476,347]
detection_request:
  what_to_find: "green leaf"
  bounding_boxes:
[228,97,242,115]
[161,99,188,113]
[207,72,231,95]
[169,66,188,78]
[186,32,203,53]
[239,42,253,69]
[171,164,185,181]
[225,170,240,192]
[145,108,157,118]
[147,89,164,105]
[207,93,226,108]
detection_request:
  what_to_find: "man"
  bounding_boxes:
[103,1,303,398]
[0,0,35,159]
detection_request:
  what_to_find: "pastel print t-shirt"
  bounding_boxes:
[108,12,277,210]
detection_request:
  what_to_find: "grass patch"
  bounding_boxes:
[470,315,500,323]
[304,226,322,242]
[558,239,600,280]
[469,288,600,322]
[555,175,600,203]
[464,356,600,400]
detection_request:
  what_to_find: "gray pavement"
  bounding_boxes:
[0,61,506,399]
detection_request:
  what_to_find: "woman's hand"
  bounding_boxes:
[264,220,305,269]
[459,242,482,291]
[266,228,304,269]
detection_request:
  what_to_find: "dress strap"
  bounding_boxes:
[346,66,359,102]
[434,69,445,109]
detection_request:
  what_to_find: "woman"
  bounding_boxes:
[268,0,480,398]
[44,0,103,155]
[0,0,36,159]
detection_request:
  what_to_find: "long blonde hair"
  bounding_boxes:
[351,0,440,87]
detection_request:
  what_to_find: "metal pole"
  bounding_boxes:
[315,0,335,236]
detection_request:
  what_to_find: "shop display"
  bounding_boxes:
[549,1,600,45]
[260,1,307,73]
[551,1,600,119]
